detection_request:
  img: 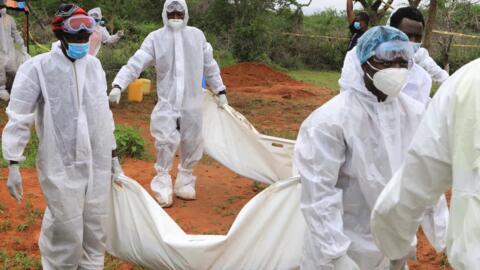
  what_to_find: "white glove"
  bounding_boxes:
[7,164,23,201]
[111,157,124,183]
[332,255,360,270]
[109,87,122,104]
[217,93,228,108]
[0,89,10,101]
[116,30,125,37]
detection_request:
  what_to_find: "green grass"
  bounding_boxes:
[0,250,41,269]
[288,70,341,93]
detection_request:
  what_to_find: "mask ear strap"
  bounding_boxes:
[366,60,380,72]
[60,35,69,52]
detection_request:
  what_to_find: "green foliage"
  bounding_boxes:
[114,125,146,160]
[447,47,480,73]
[0,250,42,269]
[16,199,43,233]
[232,19,271,61]
[23,0,479,76]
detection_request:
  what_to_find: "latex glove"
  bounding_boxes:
[109,86,122,104]
[217,93,228,108]
[332,254,360,270]
[7,164,23,201]
[116,30,125,37]
[0,89,10,101]
[111,157,124,183]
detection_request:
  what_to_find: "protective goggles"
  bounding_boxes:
[62,15,97,34]
[166,1,185,13]
[372,40,414,62]
[55,4,80,17]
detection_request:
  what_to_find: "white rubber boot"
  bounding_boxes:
[151,172,173,208]
[174,167,196,200]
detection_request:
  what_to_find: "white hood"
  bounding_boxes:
[162,0,189,30]
[88,7,102,20]
[338,47,371,96]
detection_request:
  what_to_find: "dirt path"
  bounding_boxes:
[0,63,450,269]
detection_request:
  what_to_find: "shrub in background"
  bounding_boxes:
[114,125,146,160]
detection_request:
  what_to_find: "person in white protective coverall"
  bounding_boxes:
[341,46,432,106]
[1,4,123,268]
[87,7,124,57]
[389,6,449,84]
[109,0,228,208]
[371,58,480,270]
[294,26,449,270]
[0,0,28,101]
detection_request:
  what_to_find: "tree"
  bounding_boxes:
[423,0,438,50]
[276,0,313,32]
[434,0,479,71]
[355,0,394,25]
[408,0,423,7]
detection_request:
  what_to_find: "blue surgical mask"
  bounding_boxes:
[353,21,361,30]
[66,42,90,60]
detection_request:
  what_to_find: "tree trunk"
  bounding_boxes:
[409,0,422,7]
[423,0,437,50]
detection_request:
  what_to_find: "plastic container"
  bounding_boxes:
[139,78,152,95]
[127,79,151,102]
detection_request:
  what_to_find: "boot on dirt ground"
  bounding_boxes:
[151,172,173,208]
[174,167,196,201]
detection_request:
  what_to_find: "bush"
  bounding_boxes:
[114,125,146,160]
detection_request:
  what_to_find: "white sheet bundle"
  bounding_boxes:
[106,92,304,269]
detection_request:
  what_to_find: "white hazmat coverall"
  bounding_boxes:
[414,47,449,84]
[0,11,26,99]
[112,0,226,205]
[88,7,123,57]
[294,51,448,270]
[1,43,115,269]
[371,58,480,270]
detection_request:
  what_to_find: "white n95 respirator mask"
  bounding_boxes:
[366,61,408,97]
[168,19,184,31]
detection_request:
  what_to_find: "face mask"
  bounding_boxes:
[66,42,90,60]
[353,21,361,30]
[366,61,408,97]
[410,42,421,53]
[168,19,184,31]
[0,8,7,15]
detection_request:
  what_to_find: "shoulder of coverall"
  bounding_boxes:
[398,91,427,115]
[303,93,351,131]
[85,54,104,69]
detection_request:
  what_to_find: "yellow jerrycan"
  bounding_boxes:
[127,79,151,102]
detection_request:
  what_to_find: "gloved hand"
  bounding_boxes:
[109,86,122,104]
[111,157,124,183]
[116,30,125,37]
[0,89,10,101]
[7,164,23,201]
[217,93,228,108]
[332,254,360,270]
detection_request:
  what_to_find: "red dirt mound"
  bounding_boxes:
[221,62,332,99]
